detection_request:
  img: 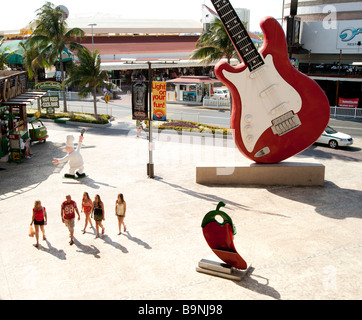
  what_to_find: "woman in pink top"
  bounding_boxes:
[30,200,47,248]
[81,192,93,233]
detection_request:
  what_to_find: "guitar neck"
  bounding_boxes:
[211,0,264,72]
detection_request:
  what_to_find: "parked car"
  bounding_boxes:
[212,88,230,100]
[315,125,353,149]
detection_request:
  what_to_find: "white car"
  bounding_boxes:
[315,125,353,149]
[212,88,230,100]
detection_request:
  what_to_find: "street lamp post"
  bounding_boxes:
[88,23,97,53]
[124,59,178,179]
[147,61,154,178]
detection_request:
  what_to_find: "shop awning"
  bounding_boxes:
[1,91,46,106]
[310,76,362,83]
[101,59,210,71]
[0,40,73,65]
[166,76,219,84]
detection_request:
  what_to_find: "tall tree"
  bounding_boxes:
[190,18,240,64]
[20,41,49,85]
[64,48,108,116]
[28,2,85,112]
[0,38,12,70]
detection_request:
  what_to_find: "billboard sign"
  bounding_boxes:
[337,21,362,50]
[152,81,167,121]
[132,82,149,120]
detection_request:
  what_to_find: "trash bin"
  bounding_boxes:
[111,89,118,99]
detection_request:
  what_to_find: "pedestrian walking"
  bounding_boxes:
[115,193,127,235]
[30,200,47,248]
[91,194,105,238]
[136,120,145,138]
[81,192,93,233]
[61,195,80,245]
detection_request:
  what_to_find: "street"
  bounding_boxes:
[62,94,362,150]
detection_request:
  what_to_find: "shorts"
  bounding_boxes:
[64,218,75,233]
[34,219,45,226]
[94,214,103,222]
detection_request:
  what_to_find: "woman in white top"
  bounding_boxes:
[115,193,127,235]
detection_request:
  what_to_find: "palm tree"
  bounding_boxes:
[190,18,240,64]
[20,41,49,86]
[64,48,108,116]
[28,2,85,112]
[0,38,12,70]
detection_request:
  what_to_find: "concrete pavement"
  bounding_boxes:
[0,116,361,300]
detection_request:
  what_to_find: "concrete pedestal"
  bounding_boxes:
[196,160,325,186]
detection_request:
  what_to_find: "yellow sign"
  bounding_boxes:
[152,81,167,121]
[104,93,110,104]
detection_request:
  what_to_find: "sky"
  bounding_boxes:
[0,0,284,32]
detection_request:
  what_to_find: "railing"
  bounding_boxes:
[44,91,93,101]
[330,106,362,119]
[203,98,231,109]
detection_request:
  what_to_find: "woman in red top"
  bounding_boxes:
[30,200,47,248]
[81,192,93,233]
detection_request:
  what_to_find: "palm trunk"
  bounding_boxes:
[59,54,67,112]
[93,87,98,116]
[35,73,41,113]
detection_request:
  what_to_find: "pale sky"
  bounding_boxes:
[0,0,284,32]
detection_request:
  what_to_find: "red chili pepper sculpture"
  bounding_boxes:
[201,201,247,270]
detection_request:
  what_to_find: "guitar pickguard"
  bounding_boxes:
[222,54,302,153]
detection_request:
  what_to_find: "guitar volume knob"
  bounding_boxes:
[245,114,253,124]
[244,125,252,134]
[246,135,254,143]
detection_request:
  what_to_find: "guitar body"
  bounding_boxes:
[215,17,330,163]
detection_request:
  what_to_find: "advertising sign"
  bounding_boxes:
[337,21,362,50]
[35,81,63,91]
[132,82,148,120]
[338,98,359,108]
[41,96,60,114]
[152,81,167,121]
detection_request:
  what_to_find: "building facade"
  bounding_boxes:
[283,0,362,107]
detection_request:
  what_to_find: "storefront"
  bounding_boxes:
[0,71,45,162]
[166,76,220,104]
[284,1,362,108]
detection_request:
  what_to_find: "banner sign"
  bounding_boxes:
[132,82,148,120]
[41,96,60,109]
[338,97,359,108]
[152,81,167,121]
[35,81,63,91]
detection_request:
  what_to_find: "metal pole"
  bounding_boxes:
[147,62,154,178]
[88,23,97,53]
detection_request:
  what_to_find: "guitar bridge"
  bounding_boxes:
[271,111,301,136]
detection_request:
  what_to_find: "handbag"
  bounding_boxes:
[29,226,35,237]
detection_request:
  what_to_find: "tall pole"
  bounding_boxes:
[88,23,97,53]
[147,61,154,178]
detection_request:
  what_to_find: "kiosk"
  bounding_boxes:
[166,76,220,104]
[0,71,46,163]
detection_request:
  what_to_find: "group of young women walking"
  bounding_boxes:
[81,192,127,237]
[30,192,127,248]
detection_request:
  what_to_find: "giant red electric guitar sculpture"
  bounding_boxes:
[211,0,330,163]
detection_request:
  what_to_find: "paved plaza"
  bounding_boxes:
[0,116,361,300]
